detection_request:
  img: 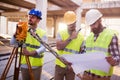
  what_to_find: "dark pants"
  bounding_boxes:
[54,65,75,80]
[81,72,111,80]
[21,66,42,80]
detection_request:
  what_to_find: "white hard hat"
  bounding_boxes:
[85,9,103,25]
[63,11,76,25]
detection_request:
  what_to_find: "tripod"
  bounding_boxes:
[0,42,34,80]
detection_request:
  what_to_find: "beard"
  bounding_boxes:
[91,24,103,34]
[92,27,100,34]
[28,22,32,25]
[28,20,34,26]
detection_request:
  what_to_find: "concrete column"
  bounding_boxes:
[53,16,57,38]
[0,15,2,34]
[36,0,47,31]
[0,16,7,34]
[76,7,82,31]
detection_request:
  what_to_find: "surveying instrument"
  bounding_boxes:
[0,22,34,80]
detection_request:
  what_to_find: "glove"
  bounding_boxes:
[14,22,28,42]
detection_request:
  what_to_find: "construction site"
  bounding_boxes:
[0,0,120,80]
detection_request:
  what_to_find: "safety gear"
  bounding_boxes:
[29,9,42,19]
[85,9,103,25]
[56,29,84,67]
[15,22,28,41]
[21,28,46,66]
[63,11,76,25]
[85,29,116,76]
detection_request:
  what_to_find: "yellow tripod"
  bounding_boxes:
[0,42,34,80]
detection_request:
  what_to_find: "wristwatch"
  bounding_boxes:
[67,38,72,42]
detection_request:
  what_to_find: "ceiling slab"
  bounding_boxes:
[48,0,79,8]
[82,8,120,18]
[0,0,120,18]
[0,0,35,10]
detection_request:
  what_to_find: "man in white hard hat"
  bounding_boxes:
[54,11,85,80]
[79,9,120,80]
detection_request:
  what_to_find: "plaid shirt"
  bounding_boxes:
[108,35,120,62]
[94,34,120,63]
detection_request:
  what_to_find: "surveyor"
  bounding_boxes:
[10,8,47,80]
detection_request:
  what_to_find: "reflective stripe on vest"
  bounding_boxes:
[21,28,46,66]
[64,48,79,54]
[86,29,115,76]
[26,43,40,49]
[56,29,84,67]
[86,47,108,53]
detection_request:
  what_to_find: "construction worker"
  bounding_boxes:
[54,11,84,80]
[10,8,47,80]
[78,9,120,80]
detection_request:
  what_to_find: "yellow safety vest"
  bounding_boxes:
[86,29,116,76]
[56,29,84,67]
[21,28,46,67]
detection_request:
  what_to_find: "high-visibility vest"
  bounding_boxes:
[56,29,84,67]
[86,29,116,76]
[21,28,46,67]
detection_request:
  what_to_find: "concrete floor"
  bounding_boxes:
[0,51,120,80]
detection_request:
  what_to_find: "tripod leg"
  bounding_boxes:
[0,47,18,80]
[25,56,34,80]
[13,46,20,80]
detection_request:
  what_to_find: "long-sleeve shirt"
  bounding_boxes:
[10,35,47,55]
[10,33,47,68]
[94,34,120,63]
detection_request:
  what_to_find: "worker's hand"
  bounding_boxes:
[70,31,78,40]
[77,73,82,79]
[14,24,21,37]
[106,56,118,66]
[23,48,36,56]
[67,65,74,71]
[59,56,73,71]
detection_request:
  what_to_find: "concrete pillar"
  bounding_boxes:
[76,7,83,31]
[36,0,47,31]
[0,16,7,34]
[53,16,57,38]
[0,15,2,34]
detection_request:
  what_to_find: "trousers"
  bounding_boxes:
[21,66,42,80]
[54,65,75,80]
